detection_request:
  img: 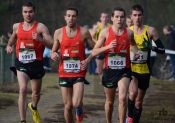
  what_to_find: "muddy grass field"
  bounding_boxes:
[0,73,175,123]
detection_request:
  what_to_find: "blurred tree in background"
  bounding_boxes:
[0,0,174,78]
[1,0,175,37]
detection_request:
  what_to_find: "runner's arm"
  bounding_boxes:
[149,27,165,54]
[6,23,18,54]
[128,29,138,52]
[128,29,139,60]
[37,23,53,48]
[84,28,95,49]
[92,28,114,57]
[50,29,60,61]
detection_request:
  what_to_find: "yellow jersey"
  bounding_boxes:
[95,22,110,40]
[130,25,152,74]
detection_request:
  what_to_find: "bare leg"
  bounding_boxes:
[118,77,130,123]
[96,59,104,79]
[31,79,42,108]
[61,87,74,123]
[104,87,116,123]
[133,89,146,123]
[129,77,138,101]
[17,70,29,121]
[72,82,84,108]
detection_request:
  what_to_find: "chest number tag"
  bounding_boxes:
[108,54,126,69]
[63,58,80,73]
[132,50,148,64]
[19,49,36,63]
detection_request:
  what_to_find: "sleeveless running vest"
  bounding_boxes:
[95,22,110,40]
[130,25,151,74]
[59,26,86,77]
[16,21,45,63]
[104,27,131,69]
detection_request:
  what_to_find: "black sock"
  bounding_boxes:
[31,104,37,110]
[128,98,135,117]
[133,107,142,123]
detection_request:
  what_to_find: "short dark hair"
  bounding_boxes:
[131,4,144,14]
[112,7,126,17]
[65,7,78,16]
[22,1,36,12]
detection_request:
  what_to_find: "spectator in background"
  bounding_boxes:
[163,25,175,79]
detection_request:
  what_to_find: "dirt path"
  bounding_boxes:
[0,74,175,123]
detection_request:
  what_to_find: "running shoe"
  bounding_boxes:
[28,102,40,123]
[75,107,84,122]
[126,116,133,123]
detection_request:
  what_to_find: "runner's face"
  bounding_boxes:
[100,13,109,24]
[131,10,143,26]
[65,10,78,28]
[22,6,35,23]
[126,18,133,28]
[111,11,125,28]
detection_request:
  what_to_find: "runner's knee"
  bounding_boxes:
[65,103,73,111]
[135,99,143,108]
[19,87,27,95]
[32,92,40,99]
[73,100,82,108]
[119,95,127,106]
[129,90,137,99]
[105,99,114,108]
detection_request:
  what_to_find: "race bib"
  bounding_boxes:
[63,57,80,73]
[108,53,126,69]
[19,49,36,63]
[132,50,148,64]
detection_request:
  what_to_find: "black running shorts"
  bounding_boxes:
[132,72,150,91]
[15,59,45,80]
[102,68,131,88]
[59,77,87,87]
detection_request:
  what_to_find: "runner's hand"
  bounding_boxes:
[81,59,88,70]
[6,45,14,54]
[134,52,140,60]
[108,40,117,50]
[50,52,59,61]
[32,32,43,42]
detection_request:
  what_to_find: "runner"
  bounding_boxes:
[91,12,110,78]
[126,4,165,123]
[91,7,138,123]
[50,7,94,123]
[6,1,53,123]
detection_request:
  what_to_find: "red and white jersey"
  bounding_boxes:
[58,26,86,77]
[104,26,131,69]
[16,21,45,63]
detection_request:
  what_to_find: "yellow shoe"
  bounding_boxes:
[28,102,40,123]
